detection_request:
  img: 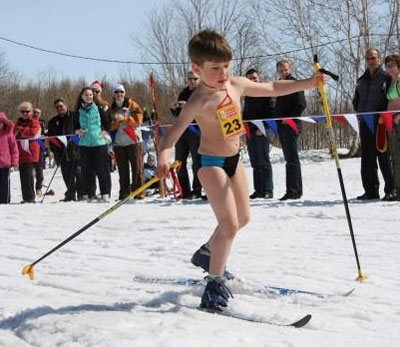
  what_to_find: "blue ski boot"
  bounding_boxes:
[200,276,233,310]
[191,244,235,280]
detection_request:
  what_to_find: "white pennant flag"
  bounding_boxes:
[58,136,68,146]
[250,120,266,136]
[343,113,359,134]
[298,117,316,123]
[20,140,31,154]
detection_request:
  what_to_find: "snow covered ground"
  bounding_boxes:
[1,148,399,347]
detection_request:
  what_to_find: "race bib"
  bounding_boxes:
[216,94,245,139]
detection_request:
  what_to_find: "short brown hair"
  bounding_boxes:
[188,29,232,66]
[384,54,400,68]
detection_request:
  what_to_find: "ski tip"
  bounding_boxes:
[291,314,312,328]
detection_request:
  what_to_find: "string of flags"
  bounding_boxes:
[15,111,399,154]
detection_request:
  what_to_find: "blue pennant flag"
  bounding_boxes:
[362,113,376,133]
[37,139,47,150]
[188,124,200,136]
[70,134,80,146]
[266,120,278,135]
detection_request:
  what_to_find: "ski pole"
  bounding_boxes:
[313,55,367,282]
[22,161,180,280]
[40,160,61,204]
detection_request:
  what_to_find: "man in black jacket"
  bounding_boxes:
[275,60,306,201]
[353,48,394,201]
[242,68,275,199]
[47,98,83,201]
[170,70,202,199]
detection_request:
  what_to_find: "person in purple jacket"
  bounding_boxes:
[0,112,19,204]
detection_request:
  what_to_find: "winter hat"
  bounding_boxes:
[90,80,105,92]
[113,83,125,94]
[147,154,156,162]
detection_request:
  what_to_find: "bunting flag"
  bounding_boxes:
[343,113,359,134]
[123,127,138,142]
[48,137,63,148]
[70,134,80,146]
[300,117,317,124]
[243,121,251,139]
[362,113,376,133]
[188,124,200,136]
[58,135,68,147]
[333,115,347,124]
[376,116,388,153]
[250,120,267,136]
[283,118,299,133]
[20,140,31,154]
[311,115,326,123]
[380,112,393,134]
[37,139,47,151]
[266,120,278,135]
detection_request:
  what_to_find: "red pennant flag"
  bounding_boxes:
[123,127,138,143]
[380,112,393,134]
[376,116,388,153]
[283,119,299,133]
[244,122,251,140]
[333,114,347,124]
[48,137,63,148]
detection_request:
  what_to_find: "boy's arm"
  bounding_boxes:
[235,73,323,98]
[157,105,195,178]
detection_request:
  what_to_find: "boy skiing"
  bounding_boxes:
[156,29,326,310]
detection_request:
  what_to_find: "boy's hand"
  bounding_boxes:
[312,71,328,87]
[156,162,170,179]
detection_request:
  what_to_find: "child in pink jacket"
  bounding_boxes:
[0,112,19,203]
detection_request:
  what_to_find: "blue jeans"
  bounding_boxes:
[247,131,273,194]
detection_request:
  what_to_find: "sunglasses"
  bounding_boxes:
[385,63,397,69]
[93,90,100,94]
[366,56,378,61]
[188,78,199,81]
[20,110,31,114]
[114,90,124,94]
[55,104,64,109]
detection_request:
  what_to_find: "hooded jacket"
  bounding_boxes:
[0,112,19,168]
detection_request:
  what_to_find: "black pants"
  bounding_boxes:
[0,167,11,204]
[278,121,302,197]
[247,130,273,194]
[19,162,36,202]
[80,145,111,198]
[60,157,84,200]
[175,128,201,197]
[114,143,144,199]
[360,120,393,195]
[33,149,45,190]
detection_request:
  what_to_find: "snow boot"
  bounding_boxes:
[191,244,235,280]
[200,276,233,310]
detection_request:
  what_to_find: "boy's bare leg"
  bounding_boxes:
[198,162,250,275]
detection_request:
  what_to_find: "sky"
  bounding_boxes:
[0,0,162,83]
[1,148,400,346]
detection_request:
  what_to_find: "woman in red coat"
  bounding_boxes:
[14,102,40,203]
[0,112,19,203]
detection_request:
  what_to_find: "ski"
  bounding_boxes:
[177,304,311,327]
[133,275,354,298]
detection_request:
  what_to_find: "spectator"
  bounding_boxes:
[108,83,144,200]
[275,59,306,201]
[74,87,111,202]
[0,112,19,204]
[170,70,202,199]
[90,80,109,112]
[47,98,84,201]
[32,108,46,195]
[384,54,400,200]
[353,48,394,201]
[242,68,274,199]
[14,102,41,203]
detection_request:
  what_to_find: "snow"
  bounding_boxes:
[1,148,399,347]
